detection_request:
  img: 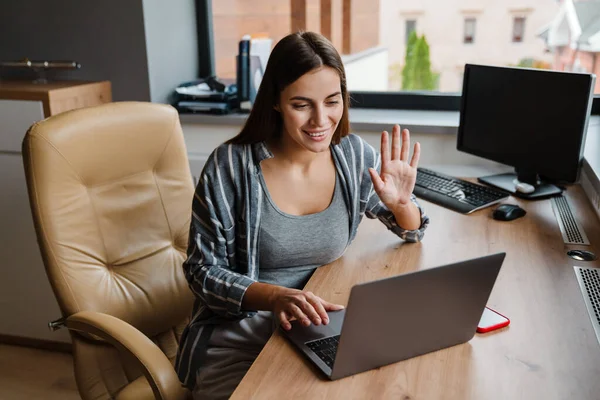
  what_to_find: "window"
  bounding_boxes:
[513,16,526,42]
[464,18,476,44]
[405,20,416,44]
[197,0,600,105]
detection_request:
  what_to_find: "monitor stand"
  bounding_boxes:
[477,172,562,199]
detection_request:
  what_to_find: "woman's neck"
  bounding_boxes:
[266,136,330,172]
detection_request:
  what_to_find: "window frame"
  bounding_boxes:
[196,0,600,115]
[512,16,526,43]
[195,0,215,78]
[405,19,417,45]
[463,17,476,44]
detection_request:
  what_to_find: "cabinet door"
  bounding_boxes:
[0,99,44,152]
[0,153,70,343]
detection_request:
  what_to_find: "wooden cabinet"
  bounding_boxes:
[0,80,111,350]
[0,80,111,118]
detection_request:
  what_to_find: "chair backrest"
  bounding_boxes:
[23,102,195,398]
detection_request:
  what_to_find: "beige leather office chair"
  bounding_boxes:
[22,102,195,400]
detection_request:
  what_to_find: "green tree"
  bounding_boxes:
[402,33,437,90]
[413,35,436,90]
[402,30,419,90]
[515,57,551,69]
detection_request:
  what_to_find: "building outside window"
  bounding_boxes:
[205,0,600,95]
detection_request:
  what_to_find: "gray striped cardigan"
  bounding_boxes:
[176,133,429,388]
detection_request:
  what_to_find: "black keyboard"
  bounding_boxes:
[414,168,509,214]
[305,335,340,368]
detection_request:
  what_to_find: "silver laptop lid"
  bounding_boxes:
[330,252,505,380]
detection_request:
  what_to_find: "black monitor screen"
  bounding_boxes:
[457,64,594,183]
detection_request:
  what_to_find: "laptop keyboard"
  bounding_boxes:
[305,335,340,368]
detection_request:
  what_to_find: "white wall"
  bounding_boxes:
[142,0,199,103]
[343,48,389,91]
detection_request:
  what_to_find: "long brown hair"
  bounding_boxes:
[227,31,350,145]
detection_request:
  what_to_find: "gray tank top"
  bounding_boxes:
[257,171,349,289]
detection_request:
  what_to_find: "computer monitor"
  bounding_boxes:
[457,64,596,199]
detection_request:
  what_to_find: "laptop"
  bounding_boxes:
[280,253,506,380]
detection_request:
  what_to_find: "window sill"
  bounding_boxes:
[179,108,460,135]
[179,109,600,192]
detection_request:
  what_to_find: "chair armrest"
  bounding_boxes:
[66,311,187,400]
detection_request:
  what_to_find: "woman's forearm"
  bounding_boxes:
[391,201,421,231]
[242,281,283,311]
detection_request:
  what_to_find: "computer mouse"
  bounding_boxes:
[492,204,526,221]
[514,181,535,194]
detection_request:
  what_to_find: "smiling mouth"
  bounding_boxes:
[303,128,330,137]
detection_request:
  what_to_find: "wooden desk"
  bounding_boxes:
[232,185,600,399]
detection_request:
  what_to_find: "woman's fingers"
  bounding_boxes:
[305,294,329,324]
[278,311,292,331]
[400,128,410,162]
[380,130,389,171]
[289,304,311,327]
[298,299,323,326]
[391,125,401,160]
[383,125,412,164]
[410,142,421,168]
[368,168,385,193]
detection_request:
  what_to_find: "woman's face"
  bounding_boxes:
[277,66,344,154]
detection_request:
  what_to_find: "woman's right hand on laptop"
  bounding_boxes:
[243,282,345,331]
[270,287,345,331]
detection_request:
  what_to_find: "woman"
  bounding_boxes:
[176,31,429,399]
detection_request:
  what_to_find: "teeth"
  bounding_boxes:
[306,130,327,137]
